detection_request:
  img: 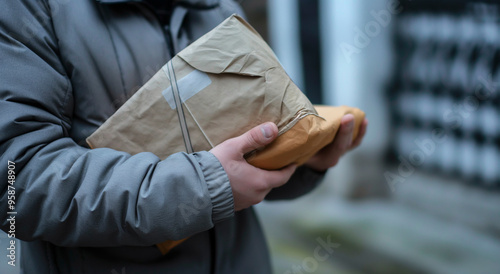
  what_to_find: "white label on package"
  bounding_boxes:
[162,69,212,109]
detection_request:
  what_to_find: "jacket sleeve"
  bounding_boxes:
[265,166,326,201]
[0,0,233,247]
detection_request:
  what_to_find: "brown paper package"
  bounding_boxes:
[86,15,365,254]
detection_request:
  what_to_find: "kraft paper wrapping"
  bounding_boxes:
[86,15,365,254]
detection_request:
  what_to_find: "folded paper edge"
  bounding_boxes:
[247,105,365,170]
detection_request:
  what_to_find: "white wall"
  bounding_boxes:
[319,0,393,196]
[267,0,304,91]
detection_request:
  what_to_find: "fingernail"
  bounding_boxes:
[261,123,273,139]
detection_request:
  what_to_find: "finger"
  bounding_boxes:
[336,114,355,149]
[322,114,355,161]
[262,164,297,188]
[351,118,368,149]
[234,122,278,155]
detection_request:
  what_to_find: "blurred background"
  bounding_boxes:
[240,0,500,273]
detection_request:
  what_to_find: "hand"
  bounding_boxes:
[210,122,297,211]
[305,114,368,172]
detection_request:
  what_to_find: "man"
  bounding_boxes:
[0,0,367,273]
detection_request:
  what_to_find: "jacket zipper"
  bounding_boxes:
[139,3,176,58]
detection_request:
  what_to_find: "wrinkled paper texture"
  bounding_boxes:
[86,14,365,254]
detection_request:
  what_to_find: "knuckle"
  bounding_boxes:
[251,175,268,192]
[247,130,263,148]
[330,159,339,167]
[280,175,290,185]
[255,181,269,192]
[250,195,263,205]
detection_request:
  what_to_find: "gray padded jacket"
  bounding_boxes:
[0,0,324,273]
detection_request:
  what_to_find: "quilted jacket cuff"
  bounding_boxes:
[193,151,234,223]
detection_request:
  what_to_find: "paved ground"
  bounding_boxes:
[256,195,500,274]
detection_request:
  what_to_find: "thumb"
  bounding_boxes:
[235,122,278,155]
